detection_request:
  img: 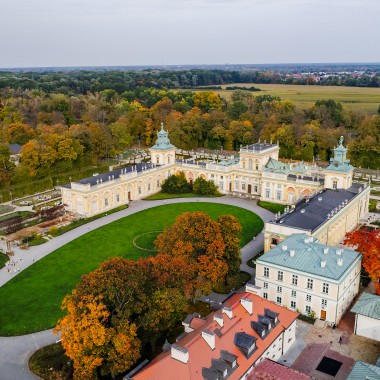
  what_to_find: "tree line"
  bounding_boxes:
[0,86,379,194]
[0,68,379,97]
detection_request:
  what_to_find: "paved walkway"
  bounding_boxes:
[0,196,273,379]
[0,196,273,287]
[0,329,57,380]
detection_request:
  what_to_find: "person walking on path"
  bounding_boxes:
[339,335,343,345]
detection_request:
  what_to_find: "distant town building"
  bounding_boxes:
[255,233,362,324]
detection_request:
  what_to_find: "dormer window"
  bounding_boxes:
[234,332,257,359]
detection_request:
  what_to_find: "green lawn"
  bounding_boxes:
[0,253,9,269]
[257,200,286,214]
[0,202,263,336]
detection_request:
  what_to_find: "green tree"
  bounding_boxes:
[161,171,190,194]
[193,177,219,195]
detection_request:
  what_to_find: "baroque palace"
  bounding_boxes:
[61,124,369,248]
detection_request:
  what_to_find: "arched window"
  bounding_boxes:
[249,159,253,170]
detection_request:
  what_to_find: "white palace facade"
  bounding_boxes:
[61,125,369,236]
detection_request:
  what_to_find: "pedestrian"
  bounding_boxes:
[339,336,343,345]
[332,323,336,332]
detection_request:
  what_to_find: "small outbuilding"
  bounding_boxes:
[351,292,380,341]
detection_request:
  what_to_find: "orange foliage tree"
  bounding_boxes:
[56,256,194,378]
[155,212,239,296]
[55,292,140,379]
[344,229,380,294]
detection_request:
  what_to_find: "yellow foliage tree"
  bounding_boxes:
[55,291,141,379]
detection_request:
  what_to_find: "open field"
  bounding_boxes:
[0,202,263,336]
[192,83,380,114]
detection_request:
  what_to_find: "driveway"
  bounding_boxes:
[0,196,273,379]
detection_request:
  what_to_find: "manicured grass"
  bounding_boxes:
[0,202,263,336]
[257,200,286,214]
[28,236,48,246]
[144,192,223,200]
[0,253,9,269]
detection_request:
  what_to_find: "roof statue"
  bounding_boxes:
[326,135,353,173]
[150,123,176,151]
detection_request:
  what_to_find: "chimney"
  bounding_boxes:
[324,248,329,254]
[321,260,326,268]
[336,249,342,256]
[222,306,233,319]
[213,314,224,327]
[337,259,343,266]
[201,330,215,350]
[289,250,295,257]
[282,245,287,251]
[240,297,253,315]
[171,344,189,363]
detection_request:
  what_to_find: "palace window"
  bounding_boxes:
[277,286,282,293]
[116,194,120,202]
[276,297,282,305]
[321,299,327,309]
[333,180,338,189]
[305,305,311,314]
[147,184,151,191]
[104,198,109,207]
[322,283,329,294]
[263,282,268,289]
[291,290,296,298]
[307,278,313,290]
[263,292,268,299]
[276,191,282,200]
[291,301,296,309]
[138,187,142,195]
[249,159,253,170]
[254,185,258,193]
[292,275,298,286]
[277,271,283,282]
[157,180,160,188]
[306,295,311,302]
[264,267,269,278]
[242,183,246,191]
[265,189,270,198]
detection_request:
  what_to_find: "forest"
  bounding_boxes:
[0,75,379,199]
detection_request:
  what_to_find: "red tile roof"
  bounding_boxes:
[132,293,299,380]
[248,359,310,380]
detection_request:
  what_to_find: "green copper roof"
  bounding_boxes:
[257,233,361,281]
[264,158,290,174]
[151,123,176,151]
[347,361,380,380]
[291,161,310,175]
[351,292,380,320]
[326,136,353,173]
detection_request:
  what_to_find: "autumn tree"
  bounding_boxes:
[217,214,242,277]
[344,229,380,294]
[155,212,228,296]
[161,171,190,194]
[55,292,141,380]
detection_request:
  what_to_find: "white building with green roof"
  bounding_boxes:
[255,233,362,324]
[351,292,380,341]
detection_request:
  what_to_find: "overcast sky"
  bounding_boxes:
[1,0,379,68]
